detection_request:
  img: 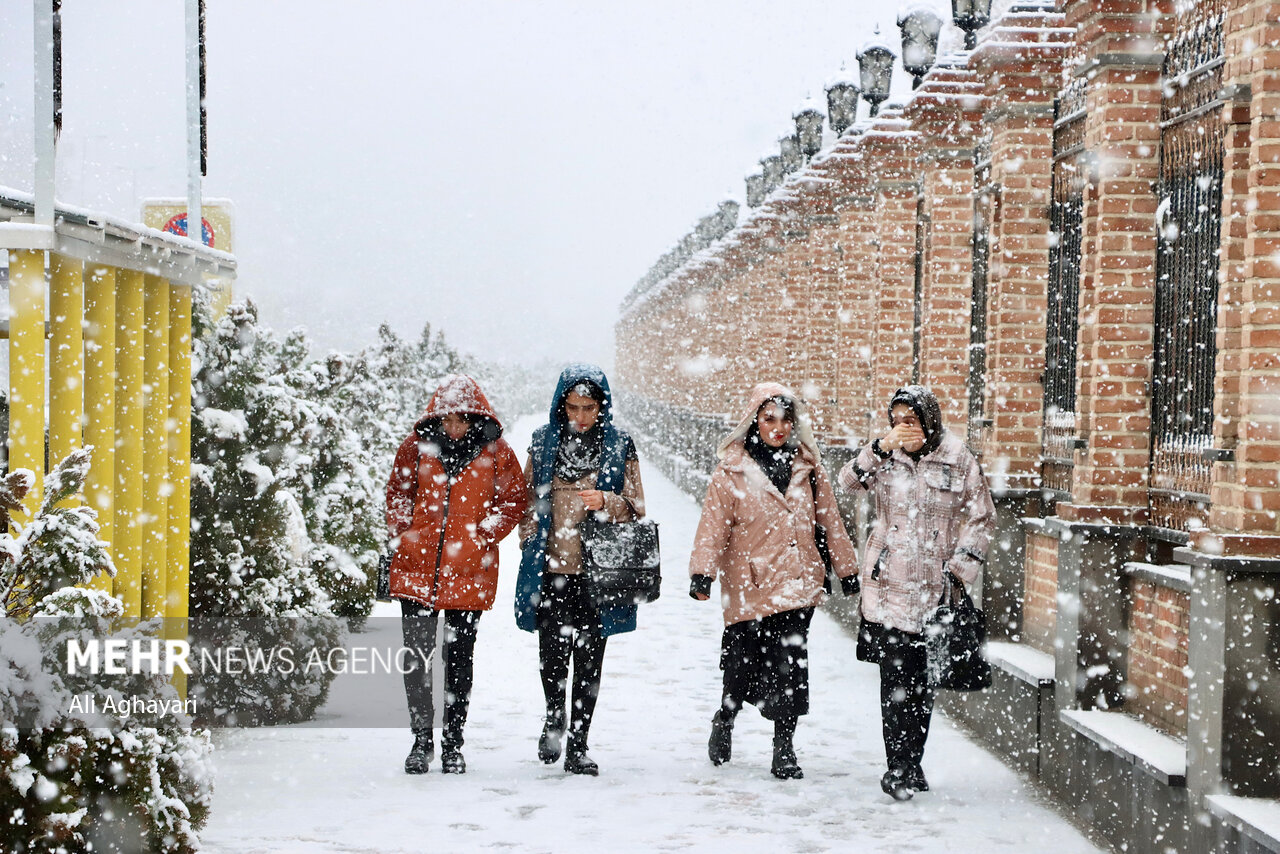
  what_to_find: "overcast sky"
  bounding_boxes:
[2,1,939,368]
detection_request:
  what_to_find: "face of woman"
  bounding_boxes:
[757,403,794,448]
[440,412,470,440]
[891,403,926,452]
[564,391,601,433]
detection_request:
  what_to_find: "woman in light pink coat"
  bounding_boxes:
[689,383,859,779]
[837,385,994,800]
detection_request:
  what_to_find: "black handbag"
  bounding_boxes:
[808,471,836,594]
[375,552,392,603]
[579,517,661,609]
[923,571,992,691]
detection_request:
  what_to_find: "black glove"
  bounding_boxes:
[689,574,713,600]
[840,574,861,597]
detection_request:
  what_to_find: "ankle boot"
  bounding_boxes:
[538,708,566,764]
[563,735,599,776]
[770,734,803,780]
[708,711,733,766]
[404,731,433,775]
[441,724,466,774]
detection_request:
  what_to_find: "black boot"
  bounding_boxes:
[539,708,566,764]
[906,765,929,792]
[708,710,733,766]
[404,731,433,775]
[563,735,599,776]
[441,722,466,775]
[881,767,914,800]
[771,716,802,780]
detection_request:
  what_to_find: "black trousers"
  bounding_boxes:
[878,627,935,772]
[400,601,481,749]
[719,607,813,722]
[538,573,607,746]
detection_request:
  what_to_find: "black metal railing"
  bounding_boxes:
[1041,81,1087,497]
[912,195,929,385]
[1150,0,1225,530]
[968,139,994,456]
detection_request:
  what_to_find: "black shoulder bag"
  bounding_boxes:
[580,503,661,609]
[375,552,392,603]
[923,571,992,691]
[808,470,835,594]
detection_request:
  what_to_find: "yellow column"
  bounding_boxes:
[7,250,46,521]
[84,266,116,594]
[49,254,84,486]
[114,268,145,623]
[141,276,169,622]
[167,284,193,698]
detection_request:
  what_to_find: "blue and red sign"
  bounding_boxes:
[162,213,216,248]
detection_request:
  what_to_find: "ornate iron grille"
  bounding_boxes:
[1041,77,1087,496]
[968,137,994,456]
[1150,0,1225,530]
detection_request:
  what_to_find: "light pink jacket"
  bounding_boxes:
[838,432,995,634]
[689,383,859,627]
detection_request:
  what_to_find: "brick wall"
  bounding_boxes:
[1022,530,1060,653]
[1126,578,1191,737]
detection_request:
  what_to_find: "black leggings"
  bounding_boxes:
[538,624,607,745]
[878,629,935,772]
[400,602,481,749]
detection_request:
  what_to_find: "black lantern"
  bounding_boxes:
[825,68,860,135]
[717,199,739,233]
[746,173,766,207]
[793,99,825,158]
[761,153,784,194]
[952,0,993,50]
[856,39,896,117]
[779,134,802,174]
[897,6,943,88]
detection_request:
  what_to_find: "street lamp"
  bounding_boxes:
[856,38,896,118]
[779,133,802,174]
[898,6,943,88]
[825,68,860,135]
[746,173,766,207]
[761,153,784,194]
[793,99,825,159]
[952,0,993,50]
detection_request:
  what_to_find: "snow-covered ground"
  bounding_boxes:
[199,416,1103,854]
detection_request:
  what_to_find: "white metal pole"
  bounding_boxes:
[185,0,203,245]
[33,0,56,227]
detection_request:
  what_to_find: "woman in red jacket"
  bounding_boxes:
[385,375,528,774]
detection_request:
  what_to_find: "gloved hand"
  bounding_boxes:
[689,574,713,600]
[840,574,861,597]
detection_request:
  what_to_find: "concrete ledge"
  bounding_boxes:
[1060,710,1187,787]
[987,640,1054,687]
[1207,796,1280,853]
[1123,561,1193,593]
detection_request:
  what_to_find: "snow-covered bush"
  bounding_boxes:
[0,449,214,854]
[189,297,344,725]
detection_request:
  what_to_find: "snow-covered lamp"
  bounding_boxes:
[779,134,802,175]
[761,153,784,194]
[746,173,766,207]
[793,100,825,159]
[825,69,860,136]
[952,0,993,49]
[898,6,943,89]
[856,39,896,118]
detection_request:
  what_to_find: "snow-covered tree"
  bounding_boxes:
[0,450,214,854]
[189,296,344,725]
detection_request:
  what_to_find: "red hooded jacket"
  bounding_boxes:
[385,375,528,610]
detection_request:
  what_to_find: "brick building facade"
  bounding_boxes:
[615,0,1280,850]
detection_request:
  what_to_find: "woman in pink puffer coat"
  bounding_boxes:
[689,382,859,780]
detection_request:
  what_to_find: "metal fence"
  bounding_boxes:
[1150,0,1225,530]
[968,137,995,457]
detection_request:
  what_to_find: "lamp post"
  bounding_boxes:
[898,6,943,88]
[779,133,802,174]
[793,99,825,159]
[825,69,860,135]
[952,0,993,50]
[761,153,784,194]
[856,39,896,118]
[746,173,766,207]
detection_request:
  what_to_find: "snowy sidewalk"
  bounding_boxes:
[199,418,1103,854]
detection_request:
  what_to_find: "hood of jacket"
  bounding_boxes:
[548,363,614,429]
[888,384,944,457]
[716,382,820,461]
[414,374,504,435]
